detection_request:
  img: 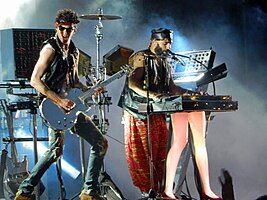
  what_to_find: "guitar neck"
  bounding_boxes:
[79,70,126,102]
[7,115,20,164]
[0,100,19,164]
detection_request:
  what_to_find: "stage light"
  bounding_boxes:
[173,73,205,83]
[16,129,80,179]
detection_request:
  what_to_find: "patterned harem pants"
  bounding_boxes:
[124,111,168,193]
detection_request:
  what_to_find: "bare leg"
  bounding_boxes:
[164,113,188,198]
[188,111,219,198]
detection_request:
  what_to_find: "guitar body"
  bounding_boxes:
[3,156,29,199]
[40,88,89,130]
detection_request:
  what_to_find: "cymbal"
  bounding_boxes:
[79,14,122,20]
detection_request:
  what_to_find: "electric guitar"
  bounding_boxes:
[40,65,133,130]
[0,99,29,198]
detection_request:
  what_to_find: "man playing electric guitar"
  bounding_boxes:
[15,8,107,200]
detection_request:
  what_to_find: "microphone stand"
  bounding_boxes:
[142,56,157,199]
[165,50,186,66]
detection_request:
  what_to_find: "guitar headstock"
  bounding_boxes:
[120,64,134,75]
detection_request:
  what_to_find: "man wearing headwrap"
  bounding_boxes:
[118,27,185,197]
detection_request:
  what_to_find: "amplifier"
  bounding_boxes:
[103,45,134,76]
[0,28,55,81]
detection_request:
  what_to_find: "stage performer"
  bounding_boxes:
[119,28,222,200]
[118,27,183,197]
[15,8,107,200]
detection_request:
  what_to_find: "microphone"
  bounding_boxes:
[165,50,186,66]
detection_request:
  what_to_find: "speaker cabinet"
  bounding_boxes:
[0,28,55,81]
[103,45,134,76]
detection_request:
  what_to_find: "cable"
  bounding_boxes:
[56,160,67,200]
[105,134,125,146]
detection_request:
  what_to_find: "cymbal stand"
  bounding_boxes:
[77,8,124,199]
[75,9,105,191]
[93,8,109,134]
[95,8,104,81]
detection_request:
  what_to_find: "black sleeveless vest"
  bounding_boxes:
[41,36,78,94]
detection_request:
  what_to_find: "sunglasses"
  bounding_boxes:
[58,26,75,33]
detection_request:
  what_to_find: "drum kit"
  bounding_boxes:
[79,8,123,81]
[78,9,128,200]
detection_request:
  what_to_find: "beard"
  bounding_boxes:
[154,44,164,55]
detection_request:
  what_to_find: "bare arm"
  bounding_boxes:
[30,46,74,111]
[128,53,162,99]
[169,78,187,95]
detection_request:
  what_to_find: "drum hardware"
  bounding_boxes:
[79,8,122,132]
[79,8,122,81]
[79,8,121,134]
[90,114,110,135]
[103,45,134,76]
[92,92,112,106]
[77,49,96,90]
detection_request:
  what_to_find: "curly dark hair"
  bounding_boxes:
[55,8,80,24]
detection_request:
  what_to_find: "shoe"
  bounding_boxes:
[14,195,31,200]
[201,192,223,200]
[80,190,104,200]
[14,190,32,200]
[161,192,180,200]
[141,192,149,198]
